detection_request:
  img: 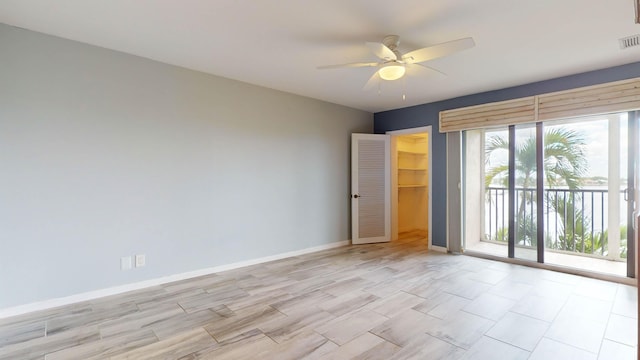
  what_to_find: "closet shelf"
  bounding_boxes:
[398,167,427,171]
[397,150,426,155]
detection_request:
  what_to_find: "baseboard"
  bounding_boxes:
[0,240,351,319]
[429,244,448,253]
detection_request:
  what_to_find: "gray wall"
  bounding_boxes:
[0,24,372,309]
[375,61,640,248]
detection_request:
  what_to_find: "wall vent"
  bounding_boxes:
[619,34,640,49]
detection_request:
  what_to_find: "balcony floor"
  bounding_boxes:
[465,241,627,278]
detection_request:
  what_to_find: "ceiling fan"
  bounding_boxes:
[317,35,475,89]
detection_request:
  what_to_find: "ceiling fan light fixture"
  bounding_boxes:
[378,63,405,81]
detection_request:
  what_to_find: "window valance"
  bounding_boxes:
[439,77,640,132]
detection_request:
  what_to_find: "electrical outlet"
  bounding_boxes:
[120,256,132,270]
[135,254,146,268]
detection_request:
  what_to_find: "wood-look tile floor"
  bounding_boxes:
[0,237,637,359]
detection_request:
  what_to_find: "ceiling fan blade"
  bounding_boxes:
[408,63,447,77]
[365,42,397,61]
[317,62,379,70]
[402,37,475,64]
[363,71,380,91]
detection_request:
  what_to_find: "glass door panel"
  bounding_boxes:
[463,128,510,257]
[543,114,628,276]
[513,124,538,261]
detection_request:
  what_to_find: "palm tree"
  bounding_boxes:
[588,224,628,258]
[485,127,587,188]
[485,127,588,246]
[552,194,591,252]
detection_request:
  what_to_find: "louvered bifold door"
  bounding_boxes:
[351,134,390,244]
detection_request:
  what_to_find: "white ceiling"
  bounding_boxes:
[1,0,640,113]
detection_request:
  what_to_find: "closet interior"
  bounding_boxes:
[393,132,429,241]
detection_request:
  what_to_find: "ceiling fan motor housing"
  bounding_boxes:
[382,35,400,50]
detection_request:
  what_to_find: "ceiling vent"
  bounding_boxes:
[619,34,640,49]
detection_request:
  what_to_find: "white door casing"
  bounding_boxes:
[351,134,390,244]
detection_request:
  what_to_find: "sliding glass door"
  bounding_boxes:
[468,124,541,262]
[543,114,629,274]
[464,111,638,277]
[481,128,509,252]
[512,124,539,261]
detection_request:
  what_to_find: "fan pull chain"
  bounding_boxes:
[402,76,406,101]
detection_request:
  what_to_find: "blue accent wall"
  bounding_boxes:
[374,62,640,247]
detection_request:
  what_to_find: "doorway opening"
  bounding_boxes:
[388,127,432,247]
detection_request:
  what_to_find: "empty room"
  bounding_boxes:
[1,1,639,359]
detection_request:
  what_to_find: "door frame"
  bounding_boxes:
[386,126,433,249]
[628,111,639,278]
